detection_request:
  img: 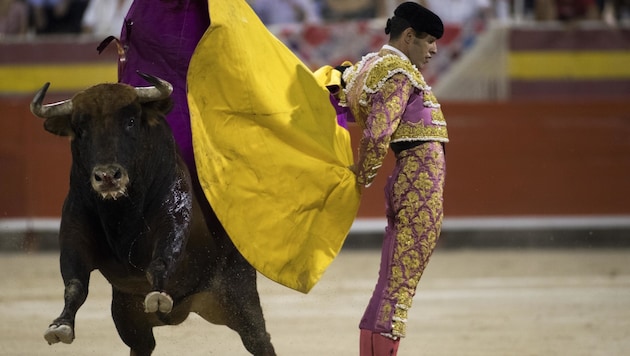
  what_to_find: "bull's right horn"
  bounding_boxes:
[135,72,173,102]
[30,83,73,118]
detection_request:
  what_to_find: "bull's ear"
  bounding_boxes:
[43,116,74,137]
[153,97,173,115]
[143,98,174,126]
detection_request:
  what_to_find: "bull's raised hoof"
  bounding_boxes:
[44,324,74,345]
[144,291,173,314]
[31,75,276,355]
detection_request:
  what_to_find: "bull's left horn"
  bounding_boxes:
[30,83,73,118]
[135,72,173,102]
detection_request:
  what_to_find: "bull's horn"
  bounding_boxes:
[135,72,173,102]
[30,82,73,118]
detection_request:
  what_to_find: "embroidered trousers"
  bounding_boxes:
[359,141,446,338]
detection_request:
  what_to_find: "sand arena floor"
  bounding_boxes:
[1,248,629,355]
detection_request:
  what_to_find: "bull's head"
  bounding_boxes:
[30,72,174,200]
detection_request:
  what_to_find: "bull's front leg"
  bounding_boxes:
[144,175,192,315]
[45,247,91,345]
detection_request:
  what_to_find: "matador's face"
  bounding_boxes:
[408,34,438,69]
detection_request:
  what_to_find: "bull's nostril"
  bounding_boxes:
[92,164,127,187]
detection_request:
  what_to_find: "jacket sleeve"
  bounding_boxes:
[355,73,412,187]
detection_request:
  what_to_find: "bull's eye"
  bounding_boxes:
[72,113,89,138]
[126,117,136,130]
[72,124,84,139]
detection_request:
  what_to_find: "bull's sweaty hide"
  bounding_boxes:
[188,0,361,293]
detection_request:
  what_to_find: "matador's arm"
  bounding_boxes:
[355,74,412,187]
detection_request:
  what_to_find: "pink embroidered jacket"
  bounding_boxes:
[340,48,448,187]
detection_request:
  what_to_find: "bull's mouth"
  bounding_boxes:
[97,188,128,200]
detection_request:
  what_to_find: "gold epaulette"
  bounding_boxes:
[363,54,428,94]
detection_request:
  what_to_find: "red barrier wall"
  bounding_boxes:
[3,98,629,219]
[351,100,630,218]
[1,95,71,218]
[440,100,630,217]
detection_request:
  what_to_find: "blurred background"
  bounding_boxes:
[1,1,630,355]
[1,0,630,249]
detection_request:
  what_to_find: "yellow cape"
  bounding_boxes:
[187,0,361,293]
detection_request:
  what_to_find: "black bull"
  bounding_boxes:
[30,73,276,356]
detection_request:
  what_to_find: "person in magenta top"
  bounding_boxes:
[118,0,209,174]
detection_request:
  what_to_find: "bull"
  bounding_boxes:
[30,73,276,356]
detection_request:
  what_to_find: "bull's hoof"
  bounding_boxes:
[144,291,173,313]
[44,324,74,345]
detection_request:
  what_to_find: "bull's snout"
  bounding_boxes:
[91,164,130,200]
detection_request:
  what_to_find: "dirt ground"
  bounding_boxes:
[1,248,629,356]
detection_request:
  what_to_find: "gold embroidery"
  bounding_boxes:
[363,54,427,93]
[379,301,393,325]
[353,75,411,186]
[376,143,445,338]
[393,125,448,143]
[392,305,408,337]
[347,53,449,144]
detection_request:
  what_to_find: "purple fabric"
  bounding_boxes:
[359,141,446,338]
[118,0,210,171]
[403,88,433,125]
[327,93,354,129]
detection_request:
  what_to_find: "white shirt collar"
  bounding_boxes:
[381,44,409,62]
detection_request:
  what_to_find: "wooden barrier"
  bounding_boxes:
[2,98,629,219]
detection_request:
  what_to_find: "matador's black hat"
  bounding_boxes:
[393,2,444,39]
